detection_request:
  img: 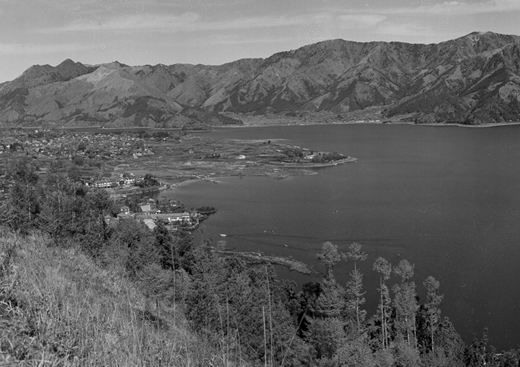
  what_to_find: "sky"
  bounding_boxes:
[1,0,520,83]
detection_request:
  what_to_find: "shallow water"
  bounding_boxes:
[162,123,520,349]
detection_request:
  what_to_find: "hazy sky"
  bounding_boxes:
[1,0,519,83]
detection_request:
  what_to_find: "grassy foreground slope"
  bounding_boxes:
[0,229,235,366]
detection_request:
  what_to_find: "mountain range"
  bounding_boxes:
[2,31,520,128]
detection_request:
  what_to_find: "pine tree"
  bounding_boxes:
[464,328,491,367]
[344,242,368,263]
[345,267,366,332]
[1,157,40,233]
[315,241,345,318]
[392,259,418,347]
[316,241,342,280]
[37,168,90,241]
[86,188,113,241]
[423,276,443,353]
[373,257,392,350]
[343,242,368,332]
[435,316,466,366]
[314,275,345,318]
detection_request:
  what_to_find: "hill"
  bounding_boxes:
[2,31,520,126]
[0,229,237,366]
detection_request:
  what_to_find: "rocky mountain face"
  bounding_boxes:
[2,31,520,127]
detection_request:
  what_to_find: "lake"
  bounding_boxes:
[160,123,520,350]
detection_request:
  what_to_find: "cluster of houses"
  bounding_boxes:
[86,173,137,189]
[0,142,24,153]
[0,129,156,161]
[106,197,198,232]
[277,146,325,161]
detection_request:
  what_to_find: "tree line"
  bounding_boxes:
[1,157,519,366]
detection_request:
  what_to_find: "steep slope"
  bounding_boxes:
[385,32,520,123]
[1,31,520,126]
[0,229,231,366]
[0,59,96,123]
[0,61,241,128]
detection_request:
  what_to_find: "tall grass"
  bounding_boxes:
[0,228,243,366]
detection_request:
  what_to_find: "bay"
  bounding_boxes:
[161,123,520,350]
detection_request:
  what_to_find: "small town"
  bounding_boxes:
[0,128,160,161]
[0,127,355,199]
[0,127,351,233]
[0,128,216,232]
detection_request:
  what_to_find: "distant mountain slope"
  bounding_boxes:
[2,31,520,126]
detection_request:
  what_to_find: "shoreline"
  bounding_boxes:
[415,121,520,128]
[6,119,520,132]
[158,177,214,197]
[215,120,520,129]
[268,156,357,168]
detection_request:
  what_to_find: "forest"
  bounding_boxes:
[0,156,519,366]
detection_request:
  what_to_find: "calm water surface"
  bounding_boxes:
[162,123,520,349]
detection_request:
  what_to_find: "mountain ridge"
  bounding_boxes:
[2,31,520,127]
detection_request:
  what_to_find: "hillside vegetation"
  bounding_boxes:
[0,231,232,366]
[2,32,520,126]
[1,157,520,366]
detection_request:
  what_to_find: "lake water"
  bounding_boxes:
[161,123,520,350]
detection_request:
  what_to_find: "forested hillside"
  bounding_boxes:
[1,157,519,366]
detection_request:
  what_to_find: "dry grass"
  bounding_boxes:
[0,228,244,366]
